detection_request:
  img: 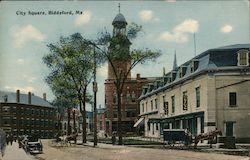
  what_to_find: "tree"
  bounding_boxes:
[43,33,97,144]
[47,72,79,136]
[96,22,161,145]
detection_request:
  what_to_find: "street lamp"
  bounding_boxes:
[83,39,107,147]
[93,46,98,147]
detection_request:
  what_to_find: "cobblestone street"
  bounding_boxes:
[32,140,249,160]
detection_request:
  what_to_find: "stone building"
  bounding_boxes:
[138,44,250,142]
[105,11,157,134]
[0,90,57,138]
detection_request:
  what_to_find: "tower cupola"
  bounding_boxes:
[112,4,127,36]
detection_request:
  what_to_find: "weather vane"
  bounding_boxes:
[118,3,121,13]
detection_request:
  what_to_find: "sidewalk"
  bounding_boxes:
[2,142,33,160]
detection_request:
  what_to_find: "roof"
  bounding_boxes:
[139,44,250,100]
[214,44,250,50]
[112,13,127,25]
[0,90,54,108]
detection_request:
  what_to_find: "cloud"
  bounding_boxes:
[221,24,233,33]
[159,19,199,43]
[17,58,24,64]
[244,0,250,8]
[22,75,37,83]
[139,10,159,22]
[165,0,176,2]
[74,10,92,27]
[4,85,34,93]
[97,63,107,77]
[13,25,45,48]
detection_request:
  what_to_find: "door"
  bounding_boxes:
[226,122,234,137]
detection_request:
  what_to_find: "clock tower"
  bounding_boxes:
[107,8,132,80]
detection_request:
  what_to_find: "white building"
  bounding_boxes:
[138,44,250,143]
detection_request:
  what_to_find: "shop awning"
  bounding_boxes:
[133,117,144,127]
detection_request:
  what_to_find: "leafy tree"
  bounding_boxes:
[96,22,161,145]
[43,33,97,144]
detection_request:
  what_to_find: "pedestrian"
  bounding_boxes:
[112,132,116,145]
[10,134,13,146]
[6,135,9,145]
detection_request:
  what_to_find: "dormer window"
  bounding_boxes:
[179,66,187,78]
[191,59,199,73]
[237,49,249,66]
[171,71,177,81]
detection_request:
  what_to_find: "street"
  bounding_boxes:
[1,140,249,160]
[32,140,249,160]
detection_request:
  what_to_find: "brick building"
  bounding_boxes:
[0,90,57,138]
[105,12,157,134]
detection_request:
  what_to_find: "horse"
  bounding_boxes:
[65,133,78,145]
[194,129,222,149]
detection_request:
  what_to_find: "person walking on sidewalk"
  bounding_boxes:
[0,129,6,157]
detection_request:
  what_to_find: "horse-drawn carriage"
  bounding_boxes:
[163,129,222,148]
[163,129,192,146]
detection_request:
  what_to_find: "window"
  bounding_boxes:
[126,91,131,102]
[164,101,169,115]
[99,121,102,130]
[171,71,177,81]
[113,112,117,118]
[3,106,10,113]
[171,96,175,113]
[156,123,159,131]
[179,66,187,78]
[113,93,117,104]
[126,111,136,117]
[151,100,153,111]
[183,91,188,111]
[155,98,158,109]
[196,87,200,108]
[131,91,136,102]
[237,49,249,66]
[145,102,148,112]
[141,103,144,113]
[229,92,237,106]
[191,59,199,73]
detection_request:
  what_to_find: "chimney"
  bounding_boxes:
[43,93,46,101]
[136,73,140,79]
[16,90,20,103]
[28,92,31,104]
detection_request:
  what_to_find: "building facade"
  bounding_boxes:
[139,44,250,142]
[60,108,81,135]
[105,12,157,134]
[0,90,57,138]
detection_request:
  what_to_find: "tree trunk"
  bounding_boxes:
[117,90,123,145]
[67,108,71,135]
[82,87,87,144]
[73,109,76,133]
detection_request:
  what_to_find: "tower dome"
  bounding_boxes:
[112,13,127,27]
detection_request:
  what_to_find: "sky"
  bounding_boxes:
[0,0,249,111]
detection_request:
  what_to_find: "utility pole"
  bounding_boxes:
[93,46,98,147]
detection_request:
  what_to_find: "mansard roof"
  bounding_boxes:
[139,44,250,100]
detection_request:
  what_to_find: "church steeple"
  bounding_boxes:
[173,51,178,71]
